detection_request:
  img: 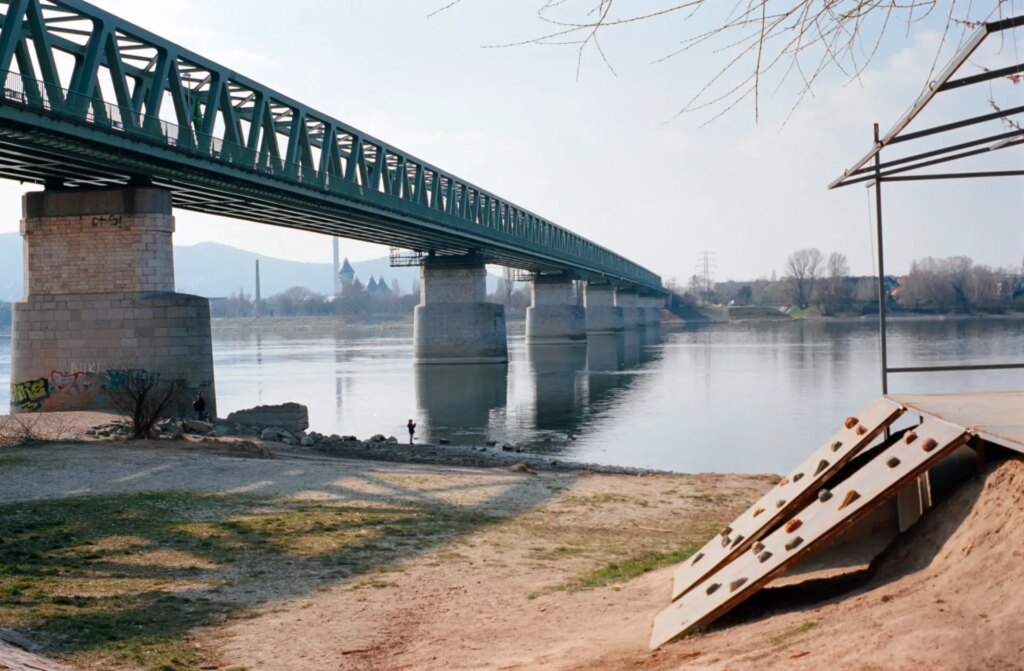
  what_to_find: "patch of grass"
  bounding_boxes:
[686,492,732,505]
[559,492,643,508]
[0,490,496,671]
[769,620,819,646]
[531,545,586,561]
[0,453,31,469]
[566,545,700,591]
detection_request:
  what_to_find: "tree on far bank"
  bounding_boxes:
[784,248,823,309]
[817,252,851,315]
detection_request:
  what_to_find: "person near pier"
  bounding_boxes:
[192,391,206,420]
[407,419,417,445]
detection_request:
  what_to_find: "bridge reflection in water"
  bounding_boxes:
[414,327,663,451]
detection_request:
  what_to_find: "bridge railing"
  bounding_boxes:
[1,66,661,291]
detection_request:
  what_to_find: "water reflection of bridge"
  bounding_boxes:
[415,326,663,451]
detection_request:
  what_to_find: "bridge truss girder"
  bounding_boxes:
[0,0,663,292]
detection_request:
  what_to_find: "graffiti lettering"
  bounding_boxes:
[50,369,96,394]
[104,369,156,390]
[90,215,122,227]
[11,378,50,411]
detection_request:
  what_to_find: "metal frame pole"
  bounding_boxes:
[873,123,889,396]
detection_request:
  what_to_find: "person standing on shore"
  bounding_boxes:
[407,419,416,445]
[192,391,206,421]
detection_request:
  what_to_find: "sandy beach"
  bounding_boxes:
[1,414,1022,670]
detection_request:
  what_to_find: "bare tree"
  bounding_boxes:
[109,370,190,439]
[817,251,851,315]
[498,267,517,309]
[433,1,1014,122]
[785,247,823,309]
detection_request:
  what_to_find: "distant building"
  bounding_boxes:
[338,258,358,297]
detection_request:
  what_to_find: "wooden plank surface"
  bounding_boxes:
[651,417,968,649]
[890,392,1024,452]
[670,397,905,600]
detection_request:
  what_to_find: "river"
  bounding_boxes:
[1,317,1022,473]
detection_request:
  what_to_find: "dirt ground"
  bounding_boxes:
[2,415,1023,671]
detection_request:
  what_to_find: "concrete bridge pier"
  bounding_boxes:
[9,186,216,415]
[413,254,508,364]
[525,274,586,344]
[615,288,644,330]
[583,282,624,333]
[642,295,664,326]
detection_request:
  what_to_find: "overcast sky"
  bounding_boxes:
[0,0,1020,283]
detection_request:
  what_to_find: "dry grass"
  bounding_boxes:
[0,491,494,670]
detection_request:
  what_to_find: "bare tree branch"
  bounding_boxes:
[435,0,1015,122]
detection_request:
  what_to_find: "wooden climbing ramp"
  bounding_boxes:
[671,398,905,600]
[650,405,971,649]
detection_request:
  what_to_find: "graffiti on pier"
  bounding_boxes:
[11,368,155,411]
[11,378,50,411]
[50,369,98,394]
[90,215,122,228]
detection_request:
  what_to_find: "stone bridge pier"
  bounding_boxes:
[413,254,508,364]
[525,274,585,344]
[583,282,624,334]
[9,186,216,415]
[615,288,644,330]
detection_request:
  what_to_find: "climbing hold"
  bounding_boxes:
[844,416,859,429]
[730,534,746,548]
[793,472,804,483]
[856,424,868,436]
[757,550,773,563]
[752,507,765,518]
[720,535,731,548]
[751,541,765,555]
[831,440,843,452]
[922,437,939,452]
[785,536,804,551]
[720,526,732,537]
[818,489,833,502]
[776,499,786,509]
[886,457,901,468]
[904,431,918,444]
[729,578,748,592]
[814,459,830,476]
[778,477,790,486]
[706,582,721,595]
[838,490,861,510]
[690,552,704,566]
[785,518,803,533]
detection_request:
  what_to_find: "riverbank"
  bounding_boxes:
[3,415,1024,670]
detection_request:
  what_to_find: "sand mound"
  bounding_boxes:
[600,458,1024,671]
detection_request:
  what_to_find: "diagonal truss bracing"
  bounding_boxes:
[0,0,662,292]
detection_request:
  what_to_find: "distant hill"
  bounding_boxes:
[172,242,421,298]
[0,233,19,300]
[0,234,500,300]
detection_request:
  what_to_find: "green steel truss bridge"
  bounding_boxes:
[0,0,662,292]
